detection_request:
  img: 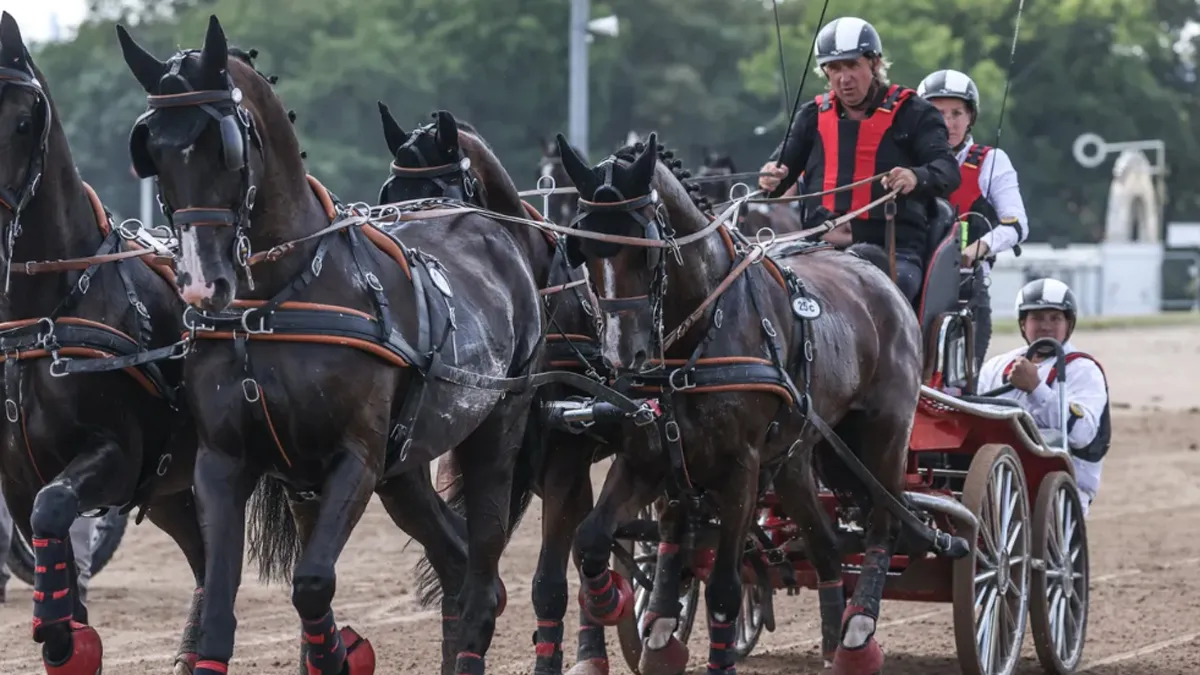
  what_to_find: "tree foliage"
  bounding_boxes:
[21,0,1200,242]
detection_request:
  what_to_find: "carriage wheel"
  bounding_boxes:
[1029,471,1089,673]
[614,503,701,674]
[731,580,766,660]
[952,444,1031,675]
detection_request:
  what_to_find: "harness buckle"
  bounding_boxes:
[181,306,213,333]
[632,400,661,427]
[49,354,69,378]
[168,339,191,360]
[804,340,814,363]
[4,399,17,424]
[156,453,172,477]
[668,368,696,392]
[364,271,385,292]
[242,377,261,403]
[240,308,274,335]
[78,272,91,295]
[664,420,681,443]
[761,317,778,338]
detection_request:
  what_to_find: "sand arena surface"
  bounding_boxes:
[1,324,1197,674]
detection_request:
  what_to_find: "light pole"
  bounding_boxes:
[568,0,618,160]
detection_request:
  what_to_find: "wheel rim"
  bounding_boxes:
[972,456,1030,674]
[733,582,764,657]
[1043,483,1087,665]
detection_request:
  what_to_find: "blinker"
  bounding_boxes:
[218,114,244,171]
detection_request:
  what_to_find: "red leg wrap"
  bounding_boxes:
[339,627,376,675]
[576,569,634,627]
[832,606,883,675]
[42,622,102,675]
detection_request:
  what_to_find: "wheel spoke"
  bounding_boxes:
[975,568,998,585]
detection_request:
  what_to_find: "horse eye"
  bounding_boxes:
[16,119,31,135]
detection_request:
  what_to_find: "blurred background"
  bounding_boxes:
[4,0,1200,317]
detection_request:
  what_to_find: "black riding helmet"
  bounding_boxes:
[814,17,883,66]
[1015,277,1078,343]
[918,69,981,124]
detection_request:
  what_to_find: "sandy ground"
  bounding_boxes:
[1,324,1198,675]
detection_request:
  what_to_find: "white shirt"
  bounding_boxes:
[956,136,1029,258]
[977,342,1109,509]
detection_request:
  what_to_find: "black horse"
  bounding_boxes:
[377,107,647,675]
[117,16,546,675]
[555,132,930,675]
[0,12,204,675]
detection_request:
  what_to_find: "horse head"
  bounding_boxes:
[695,148,738,205]
[0,12,54,271]
[555,131,673,372]
[117,15,288,311]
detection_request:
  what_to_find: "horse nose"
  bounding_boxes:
[631,349,648,372]
[180,278,231,310]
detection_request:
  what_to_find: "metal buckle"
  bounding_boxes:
[240,308,273,335]
[668,368,696,392]
[156,453,172,477]
[168,339,191,360]
[4,398,17,423]
[49,353,69,378]
[664,420,681,443]
[241,377,261,403]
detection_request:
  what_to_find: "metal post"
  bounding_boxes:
[140,177,154,227]
[569,0,589,159]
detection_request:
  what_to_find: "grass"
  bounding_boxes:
[990,311,1200,335]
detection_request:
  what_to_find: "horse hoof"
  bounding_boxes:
[831,636,883,675]
[43,622,102,675]
[173,652,198,675]
[578,570,634,627]
[565,657,609,675]
[495,578,507,618]
[638,635,689,675]
[341,626,376,675]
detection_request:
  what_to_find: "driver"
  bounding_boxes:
[976,278,1111,515]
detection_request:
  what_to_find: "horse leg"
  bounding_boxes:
[292,450,379,675]
[832,410,911,675]
[530,439,594,675]
[635,498,689,675]
[31,439,135,674]
[142,488,208,675]
[376,466,469,675]
[575,455,660,628]
[699,457,759,675]
[774,444,845,666]
[447,396,531,675]
[191,446,258,675]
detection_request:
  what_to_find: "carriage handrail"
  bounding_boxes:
[919,385,1076,477]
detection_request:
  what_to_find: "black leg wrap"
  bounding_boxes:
[575,612,607,663]
[853,547,890,619]
[302,611,347,675]
[647,543,684,619]
[706,614,737,674]
[32,537,73,641]
[533,619,564,675]
[583,569,621,619]
[818,582,845,657]
[454,651,485,675]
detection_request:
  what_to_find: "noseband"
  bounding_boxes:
[0,63,53,288]
[129,52,261,287]
[377,125,478,204]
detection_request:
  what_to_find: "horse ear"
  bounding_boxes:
[629,132,658,187]
[377,102,407,156]
[115,23,167,92]
[200,15,228,74]
[0,12,28,70]
[433,110,459,153]
[555,133,593,189]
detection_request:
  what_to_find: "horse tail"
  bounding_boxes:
[412,391,544,607]
[846,242,890,275]
[246,475,303,585]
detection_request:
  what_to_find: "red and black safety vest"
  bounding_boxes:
[949,144,1000,247]
[815,84,915,220]
[1001,351,1112,463]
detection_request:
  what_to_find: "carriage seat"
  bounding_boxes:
[913,198,961,342]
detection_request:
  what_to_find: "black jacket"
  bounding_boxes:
[768,84,960,254]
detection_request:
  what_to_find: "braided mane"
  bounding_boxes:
[612,140,714,216]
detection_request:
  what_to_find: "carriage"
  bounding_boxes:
[528,190,1091,675]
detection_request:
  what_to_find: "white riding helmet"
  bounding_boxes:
[917,69,981,119]
[1015,277,1078,341]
